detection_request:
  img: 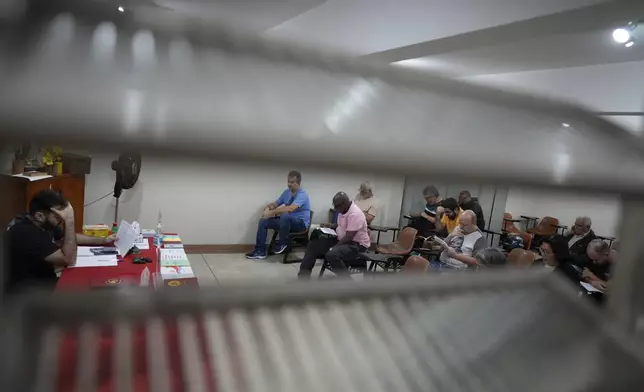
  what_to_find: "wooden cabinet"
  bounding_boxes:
[0,174,85,232]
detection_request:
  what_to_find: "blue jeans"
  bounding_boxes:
[254,213,307,253]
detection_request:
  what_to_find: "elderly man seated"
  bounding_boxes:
[298,192,370,279]
[432,210,486,270]
[354,181,377,225]
[565,216,597,257]
[458,190,486,230]
[246,170,311,259]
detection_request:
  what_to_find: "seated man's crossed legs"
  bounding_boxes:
[298,237,366,279]
[247,213,307,259]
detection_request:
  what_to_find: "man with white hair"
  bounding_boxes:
[354,182,377,225]
[435,210,487,270]
[565,216,596,257]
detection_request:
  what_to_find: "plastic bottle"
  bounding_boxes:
[153,211,163,247]
[111,222,118,235]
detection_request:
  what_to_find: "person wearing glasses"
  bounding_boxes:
[564,216,597,258]
[298,192,370,279]
[536,235,580,284]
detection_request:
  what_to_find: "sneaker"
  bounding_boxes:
[246,251,267,259]
[273,244,288,255]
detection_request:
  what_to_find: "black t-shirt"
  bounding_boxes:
[461,200,486,230]
[585,260,612,281]
[424,202,440,217]
[4,214,62,293]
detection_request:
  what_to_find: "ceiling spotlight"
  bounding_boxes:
[625,39,635,48]
[613,28,631,43]
[117,6,124,12]
[562,123,570,128]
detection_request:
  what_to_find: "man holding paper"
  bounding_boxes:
[4,190,116,294]
[298,192,370,279]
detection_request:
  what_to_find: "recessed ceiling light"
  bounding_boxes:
[117,6,124,12]
[562,122,570,128]
[613,28,631,43]
[625,40,635,48]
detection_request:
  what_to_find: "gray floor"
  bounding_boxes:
[187,252,332,286]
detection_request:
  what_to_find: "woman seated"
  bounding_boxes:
[536,235,581,284]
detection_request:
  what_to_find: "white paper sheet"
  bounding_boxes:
[114,220,138,256]
[77,247,95,257]
[133,238,150,250]
[160,266,195,278]
[71,255,118,268]
[318,227,337,236]
[433,236,448,249]
[580,281,604,293]
[12,172,52,181]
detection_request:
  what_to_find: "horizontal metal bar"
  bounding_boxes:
[2,0,644,195]
[596,112,644,117]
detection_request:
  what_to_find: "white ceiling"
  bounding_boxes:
[395,29,644,76]
[156,0,644,75]
[264,0,606,54]
[154,0,328,31]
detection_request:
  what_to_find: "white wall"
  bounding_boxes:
[465,62,636,238]
[83,154,405,245]
[505,187,621,237]
[466,60,644,133]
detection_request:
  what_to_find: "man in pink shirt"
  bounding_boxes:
[298,192,371,279]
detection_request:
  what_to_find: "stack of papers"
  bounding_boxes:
[73,247,118,268]
[160,248,191,267]
[162,235,182,244]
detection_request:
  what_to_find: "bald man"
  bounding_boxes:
[435,210,486,270]
[298,192,370,279]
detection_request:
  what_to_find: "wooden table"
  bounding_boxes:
[56,236,202,392]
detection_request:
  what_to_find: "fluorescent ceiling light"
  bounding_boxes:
[612,28,631,43]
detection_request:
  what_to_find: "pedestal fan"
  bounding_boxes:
[111,152,141,223]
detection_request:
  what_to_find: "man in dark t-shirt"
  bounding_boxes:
[458,190,486,230]
[579,239,616,292]
[407,185,443,238]
[4,190,115,294]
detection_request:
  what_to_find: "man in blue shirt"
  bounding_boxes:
[246,170,311,259]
